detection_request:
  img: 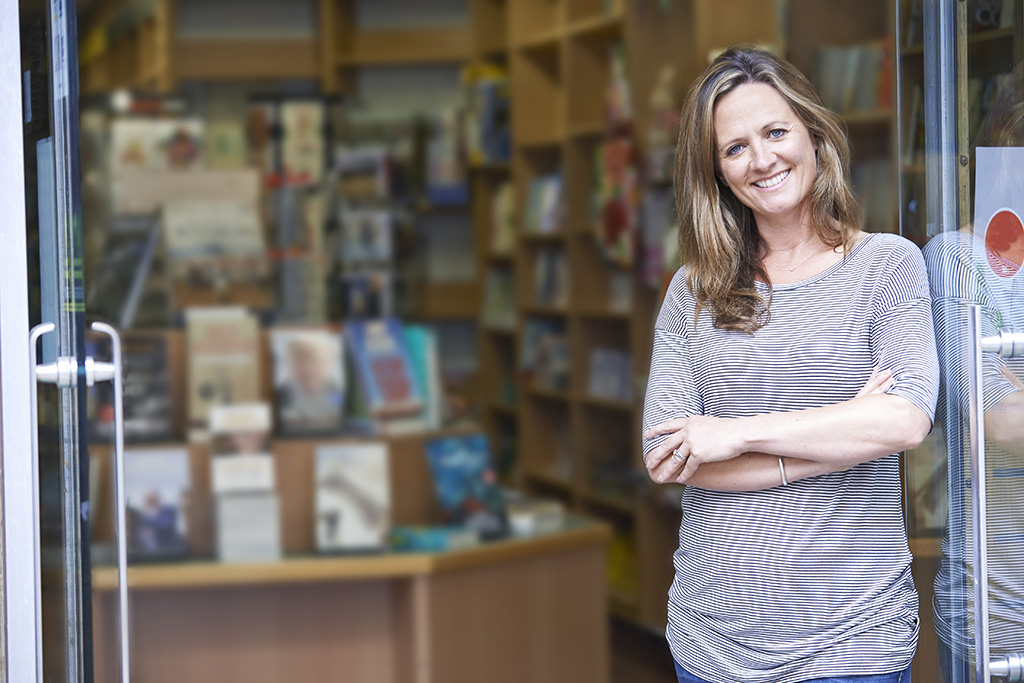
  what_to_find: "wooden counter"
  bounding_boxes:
[92,520,611,683]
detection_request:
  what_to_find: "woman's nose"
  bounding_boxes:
[748,142,775,171]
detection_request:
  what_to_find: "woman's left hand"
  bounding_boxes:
[643,416,745,484]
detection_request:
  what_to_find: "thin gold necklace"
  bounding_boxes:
[763,243,826,272]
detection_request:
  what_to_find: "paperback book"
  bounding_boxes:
[390,525,480,553]
[593,138,638,268]
[524,173,563,234]
[110,117,204,176]
[125,448,191,561]
[520,318,570,391]
[281,100,326,185]
[186,307,262,429]
[533,249,568,308]
[162,199,269,292]
[209,403,275,495]
[90,332,175,443]
[345,318,422,418]
[315,443,391,552]
[340,271,393,319]
[481,268,516,330]
[424,433,508,540]
[339,209,393,266]
[271,328,345,436]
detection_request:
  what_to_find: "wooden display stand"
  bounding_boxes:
[91,520,610,683]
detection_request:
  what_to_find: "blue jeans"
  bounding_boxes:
[674,660,912,683]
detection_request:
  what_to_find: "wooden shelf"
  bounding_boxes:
[470,161,512,174]
[521,231,567,244]
[576,308,631,321]
[840,108,893,127]
[482,325,518,338]
[583,491,636,517]
[487,401,519,417]
[521,303,570,316]
[567,120,606,138]
[567,13,624,41]
[514,28,563,53]
[524,385,571,402]
[524,469,575,492]
[579,395,635,412]
[487,251,516,265]
[174,39,318,80]
[416,282,480,319]
[517,133,565,151]
[338,26,473,66]
[92,518,610,591]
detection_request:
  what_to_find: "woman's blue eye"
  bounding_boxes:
[726,144,743,156]
[768,128,786,139]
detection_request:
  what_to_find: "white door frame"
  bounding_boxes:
[0,0,43,679]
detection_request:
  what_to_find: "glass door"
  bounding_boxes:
[1,0,125,681]
[899,0,1024,681]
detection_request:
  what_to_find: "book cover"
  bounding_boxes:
[125,448,191,561]
[163,199,269,292]
[271,328,345,436]
[186,307,262,428]
[524,173,563,234]
[390,525,480,553]
[341,271,393,319]
[337,146,390,201]
[281,101,325,185]
[90,332,175,443]
[205,120,248,170]
[489,181,516,255]
[345,318,422,418]
[520,318,570,391]
[482,268,516,330]
[315,443,391,552]
[339,209,393,266]
[593,138,638,268]
[587,347,633,402]
[401,325,442,431]
[424,433,508,540]
[216,492,282,563]
[110,118,204,176]
[209,403,275,494]
[426,107,469,205]
[533,249,568,308]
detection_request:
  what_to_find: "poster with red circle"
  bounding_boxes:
[974,147,1024,282]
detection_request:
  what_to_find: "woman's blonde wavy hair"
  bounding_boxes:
[675,45,861,333]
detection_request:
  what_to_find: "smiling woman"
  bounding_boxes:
[643,46,939,683]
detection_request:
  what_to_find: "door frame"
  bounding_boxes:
[0,0,43,679]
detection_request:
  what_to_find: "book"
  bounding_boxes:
[463,63,511,165]
[533,248,568,308]
[110,117,204,176]
[424,434,508,539]
[337,146,390,201]
[205,120,248,170]
[505,498,566,537]
[490,181,516,255]
[186,307,262,429]
[314,443,391,552]
[345,318,422,418]
[339,209,393,266]
[162,199,269,293]
[390,525,480,553]
[425,107,469,205]
[90,332,176,443]
[215,493,282,563]
[340,271,393,319]
[281,101,325,185]
[481,268,516,330]
[112,168,261,216]
[209,403,275,494]
[587,348,633,403]
[125,448,191,561]
[401,325,442,431]
[524,173,563,234]
[606,43,633,134]
[271,328,345,436]
[593,138,638,267]
[520,318,570,391]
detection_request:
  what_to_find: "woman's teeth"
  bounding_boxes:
[754,170,790,188]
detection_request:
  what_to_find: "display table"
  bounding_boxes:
[92,519,611,683]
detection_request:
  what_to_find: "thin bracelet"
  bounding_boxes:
[778,457,789,486]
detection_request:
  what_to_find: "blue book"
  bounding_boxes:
[345,318,422,418]
[425,434,508,540]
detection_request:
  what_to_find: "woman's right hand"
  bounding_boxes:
[855,368,894,398]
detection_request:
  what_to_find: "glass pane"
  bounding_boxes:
[900,1,1024,680]
[20,0,92,679]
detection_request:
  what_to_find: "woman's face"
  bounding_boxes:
[713,82,818,231]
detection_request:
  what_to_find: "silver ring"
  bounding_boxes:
[672,448,687,461]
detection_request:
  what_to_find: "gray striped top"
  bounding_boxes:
[643,233,940,683]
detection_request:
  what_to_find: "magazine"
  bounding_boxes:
[125,448,191,561]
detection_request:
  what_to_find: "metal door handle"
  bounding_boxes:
[89,322,130,683]
[969,307,1024,682]
[991,654,1024,681]
[27,322,54,682]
